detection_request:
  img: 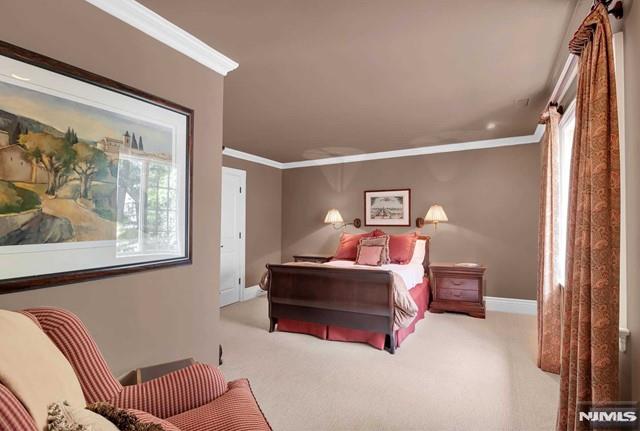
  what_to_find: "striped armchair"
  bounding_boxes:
[0,308,270,431]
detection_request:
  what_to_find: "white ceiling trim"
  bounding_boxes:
[84,0,239,76]
[223,148,285,169]
[223,125,545,170]
[548,54,579,105]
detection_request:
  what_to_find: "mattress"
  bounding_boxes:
[324,260,425,289]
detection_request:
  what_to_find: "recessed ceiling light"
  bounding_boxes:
[486,122,496,130]
[11,73,30,81]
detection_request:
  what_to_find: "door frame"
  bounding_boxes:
[220,166,246,307]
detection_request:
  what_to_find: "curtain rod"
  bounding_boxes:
[593,0,624,19]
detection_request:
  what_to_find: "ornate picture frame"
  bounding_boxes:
[364,189,411,227]
[0,41,193,293]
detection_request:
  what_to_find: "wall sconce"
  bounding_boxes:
[324,208,362,229]
[416,204,448,230]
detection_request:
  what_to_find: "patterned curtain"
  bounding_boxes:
[557,3,620,430]
[537,105,562,374]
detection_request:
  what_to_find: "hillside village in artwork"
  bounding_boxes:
[0,107,172,246]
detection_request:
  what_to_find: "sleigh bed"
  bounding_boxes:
[266,235,430,353]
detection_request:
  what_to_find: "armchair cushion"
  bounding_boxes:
[108,363,227,419]
[166,379,271,431]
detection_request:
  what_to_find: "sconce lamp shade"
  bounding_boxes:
[324,208,344,224]
[425,205,448,223]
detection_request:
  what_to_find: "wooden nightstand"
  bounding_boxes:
[293,254,333,263]
[429,263,486,318]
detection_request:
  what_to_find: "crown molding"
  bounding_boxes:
[223,125,545,170]
[223,148,285,169]
[548,54,579,105]
[85,0,238,76]
[283,125,545,169]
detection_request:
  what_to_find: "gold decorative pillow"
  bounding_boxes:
[87,403,165,431]
[47,401,166,431]
[47,401,118,431]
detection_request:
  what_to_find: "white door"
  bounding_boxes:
[220,167,245,307]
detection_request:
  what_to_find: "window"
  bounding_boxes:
[557,100,576,286]
[116,155,179,256]
[144,162,178,252]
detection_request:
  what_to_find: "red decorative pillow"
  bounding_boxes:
[333,230,385,260]
[357,235,390,264]
[333,232,373,260]
[356,245,384,266]
[389,232,417,264]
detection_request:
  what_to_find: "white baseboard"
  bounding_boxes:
[484,296,537,315]
[242,285,266,301]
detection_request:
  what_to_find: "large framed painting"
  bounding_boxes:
[364,189,411,227]
[0,41,193,293]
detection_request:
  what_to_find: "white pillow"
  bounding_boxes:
[0,311,86,431]
[410,239,426,265]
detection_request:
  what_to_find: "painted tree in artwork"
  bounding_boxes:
[19,132,75,196]
[58,128,80,188]
[64,127,79,146]
[72,142,108,199]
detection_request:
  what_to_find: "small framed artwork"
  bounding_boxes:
[0,41,193,293]
[364,189,411,226]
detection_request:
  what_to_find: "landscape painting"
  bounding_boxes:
[0,41,192,293]
[364,189,411,226]
[0,80,173,246]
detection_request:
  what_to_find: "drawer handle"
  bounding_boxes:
[451,280,464,286]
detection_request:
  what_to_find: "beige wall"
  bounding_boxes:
[622,0,640,402]
[282,144,540,300]
[0,0,223,377]
[222,156,283,286]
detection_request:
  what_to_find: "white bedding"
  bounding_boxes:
[324,260,425,289]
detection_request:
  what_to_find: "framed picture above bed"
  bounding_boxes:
[0,40,193,293]
[364,189,411,227]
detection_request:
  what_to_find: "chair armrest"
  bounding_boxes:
[108,363,227,419]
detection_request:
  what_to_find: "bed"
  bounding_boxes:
[266,235,430,353]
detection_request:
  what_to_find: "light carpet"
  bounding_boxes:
[220,296,559,431]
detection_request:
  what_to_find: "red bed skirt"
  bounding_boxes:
[277,277,430,350]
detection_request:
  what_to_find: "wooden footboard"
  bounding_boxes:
[266,264,398,352]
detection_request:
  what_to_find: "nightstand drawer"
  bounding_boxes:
[437,287,480,302]
[438,277,478,291]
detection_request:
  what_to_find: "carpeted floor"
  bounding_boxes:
[220,296,559,431]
